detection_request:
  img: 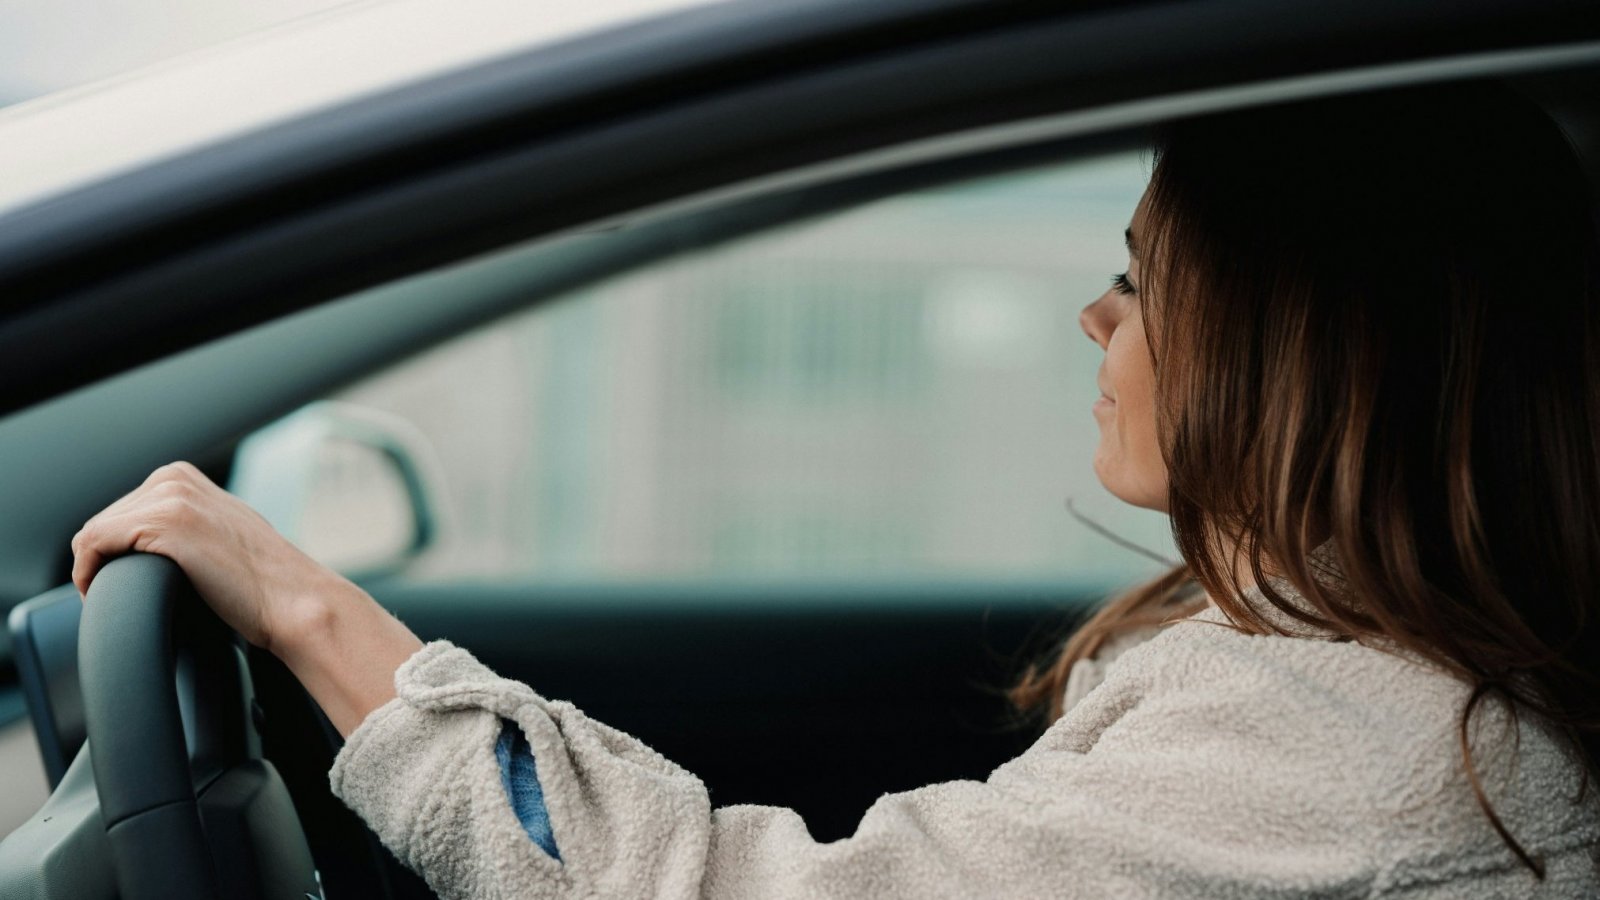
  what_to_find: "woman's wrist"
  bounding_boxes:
[263,566,359,658]
[270,576,425,738]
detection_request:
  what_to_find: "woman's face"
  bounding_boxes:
[1080,187,1168,511]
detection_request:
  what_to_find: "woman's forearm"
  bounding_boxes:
[271,579,424,738]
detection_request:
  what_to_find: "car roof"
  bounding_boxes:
[0,0,723,218]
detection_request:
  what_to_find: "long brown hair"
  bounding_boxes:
[1013,80,1600,876]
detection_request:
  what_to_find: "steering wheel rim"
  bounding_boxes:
[78,553,318,900]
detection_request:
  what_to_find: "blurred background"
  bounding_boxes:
[265,156,1179,587]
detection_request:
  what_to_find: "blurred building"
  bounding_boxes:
[320,153,1176,587]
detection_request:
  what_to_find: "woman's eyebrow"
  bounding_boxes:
[1125,227,1139,259]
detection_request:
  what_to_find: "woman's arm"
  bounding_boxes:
[63,463,1163,899]
[269,580,422,738]
[65,463,1246,899]
[328,638,1144,900]
[328,632,1366,900]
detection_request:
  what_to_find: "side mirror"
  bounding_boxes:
[230,402,445,580]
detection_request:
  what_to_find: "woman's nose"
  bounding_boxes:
[1080,297,1113,349]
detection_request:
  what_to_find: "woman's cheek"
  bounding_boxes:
[1107,321,1168,509]
[1124,393,1169,509]
[1091,397,1140,503]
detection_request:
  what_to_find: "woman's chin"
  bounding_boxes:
[1092,454,1168,512]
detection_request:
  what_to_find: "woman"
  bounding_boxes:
[73,79,1600,897]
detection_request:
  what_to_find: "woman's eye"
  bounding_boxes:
[1110,272,1137,296]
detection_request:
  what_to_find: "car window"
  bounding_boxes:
[236,151,1176,592]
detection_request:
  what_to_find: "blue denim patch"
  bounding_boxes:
[495,718,560,860]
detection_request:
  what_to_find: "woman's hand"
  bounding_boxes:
[71,461,424,736]
[71,460,345,653]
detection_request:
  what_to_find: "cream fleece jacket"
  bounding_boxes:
[329,594,1600,899]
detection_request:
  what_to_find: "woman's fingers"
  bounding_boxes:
[82,460,195,527]
[69,539,103,598]
[71,471,202,596]
[72,508,156,596]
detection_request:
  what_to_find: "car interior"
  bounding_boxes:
[0,1,1597,897]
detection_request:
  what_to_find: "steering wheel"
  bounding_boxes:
[77,553,320,900]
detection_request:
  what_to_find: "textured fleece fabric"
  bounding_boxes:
[330,583,1600,899]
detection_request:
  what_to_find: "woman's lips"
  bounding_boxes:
[1093,394,1115,413]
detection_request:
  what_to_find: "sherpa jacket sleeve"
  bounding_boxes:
[327,641,1093,899]
[327,635,1600,899]
[326,638,1236,900]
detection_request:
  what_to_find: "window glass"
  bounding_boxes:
[241,152,1176,589]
